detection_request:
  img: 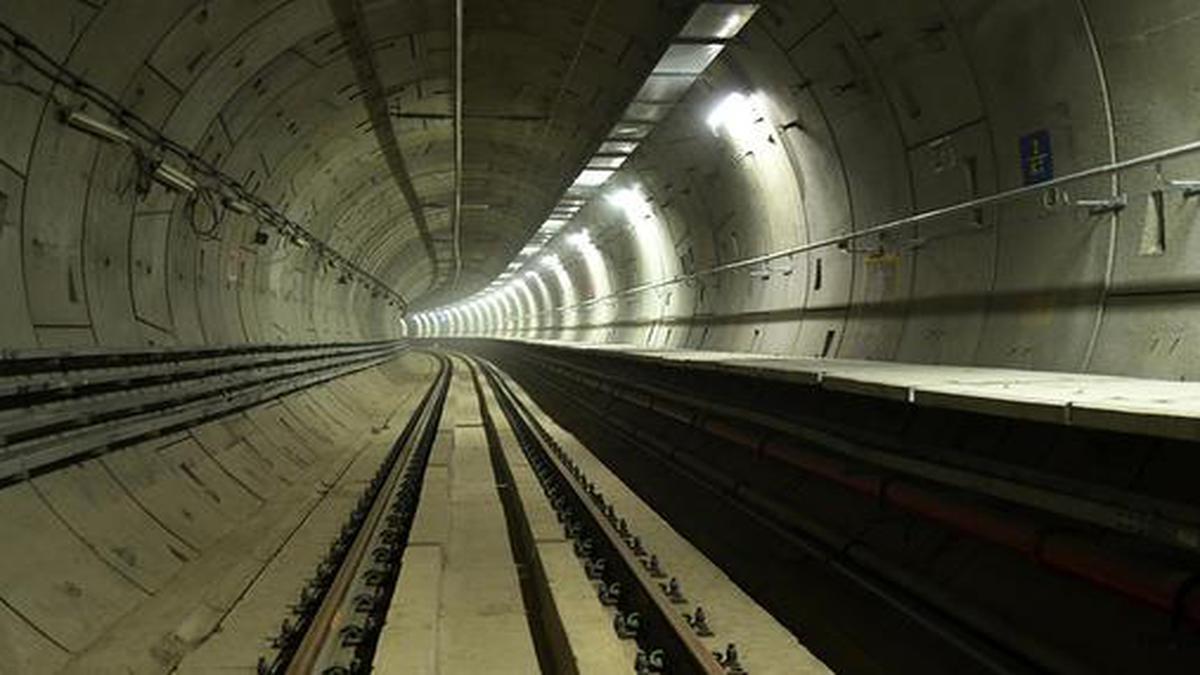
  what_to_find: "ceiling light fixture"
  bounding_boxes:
[573,169,616,188]
[566,230,592,250]
[61,109,131,144]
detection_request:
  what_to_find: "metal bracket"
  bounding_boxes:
[1153,162,1200,199]
[1166,180,1200,199]
[1071,193,1127,216]
[837,239,885,256]
[747,262,793,280]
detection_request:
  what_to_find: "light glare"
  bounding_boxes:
[706,91,760,137]
[566,230,592,250]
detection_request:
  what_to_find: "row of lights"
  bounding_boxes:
[409,88,771,336]
[408,89,766,335]
[411,1,765,334]
[461,3,763,295]
[406,183,640,334]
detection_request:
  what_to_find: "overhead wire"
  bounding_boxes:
[451,0,464,289]
[0,19,409,312]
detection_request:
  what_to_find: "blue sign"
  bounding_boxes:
[1020,130,1054,185]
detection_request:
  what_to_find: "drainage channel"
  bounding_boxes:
[493,350,1074,675]
[474,355,730,674]
[467,357,579,674]
[256,352,451,674]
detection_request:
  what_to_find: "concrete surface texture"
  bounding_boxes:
[508,337,1200,440]
[3,0,1200,673]
[0,0,690,348]
[412,1,1200,383]
[501,370,833,675]
[0,352,438,673]
[373,361,573,674]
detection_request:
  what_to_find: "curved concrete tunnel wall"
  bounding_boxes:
[427,1,1200,381]
[2,1,424,349]
[0,0,704,669]
[0,355,442,672]
[4,0,690,348]
[2,0,1200,671]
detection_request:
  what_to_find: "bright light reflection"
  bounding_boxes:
[513,277,537,332]
[706,91,761,139]
[606,184,675,288]
[566,230,592,251]
[548,254,579,340]
[607,188,647,215]
[527,272,553,329]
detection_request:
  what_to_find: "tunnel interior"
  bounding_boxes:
[3,1,1200,674]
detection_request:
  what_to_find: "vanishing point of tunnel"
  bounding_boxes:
[2,1,1200,673]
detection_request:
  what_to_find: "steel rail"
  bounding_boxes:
[0,345,405,485]
[283,355,448,667]
[463,355,576,674]
[498,352,1059,674]
[259,353,450,674]
[477,357,728,675]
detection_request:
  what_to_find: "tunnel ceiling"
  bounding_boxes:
[11,0,1200,379]
[233,0,696,307]
[3,0,696,312]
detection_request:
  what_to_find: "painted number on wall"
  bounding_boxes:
[1020,130,1054,185]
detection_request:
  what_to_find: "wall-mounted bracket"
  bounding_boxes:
[1166,180,1200,199]
[836,239,884,256]
[1071,194,1127,216]
[747,262,793,280]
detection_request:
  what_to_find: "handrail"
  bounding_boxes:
[548,137,1200,312]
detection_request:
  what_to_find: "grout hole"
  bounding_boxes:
[821,329,836,358]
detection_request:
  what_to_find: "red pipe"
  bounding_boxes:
[652,398,694,424]
[628,391,1200,627]
[702,417,762,450]
[1039,535,1194,614]
[534,362,1200,628]
[762,438,884,497]
[884,481,1041,555]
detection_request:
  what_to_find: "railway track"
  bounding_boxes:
[0,340,404,485]
[260,339,1195,674]
[477,342,1200,675]
[488,348,1066,674]
[472,357,729,674]
[257,353,451,674]
[256,352,738,674]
